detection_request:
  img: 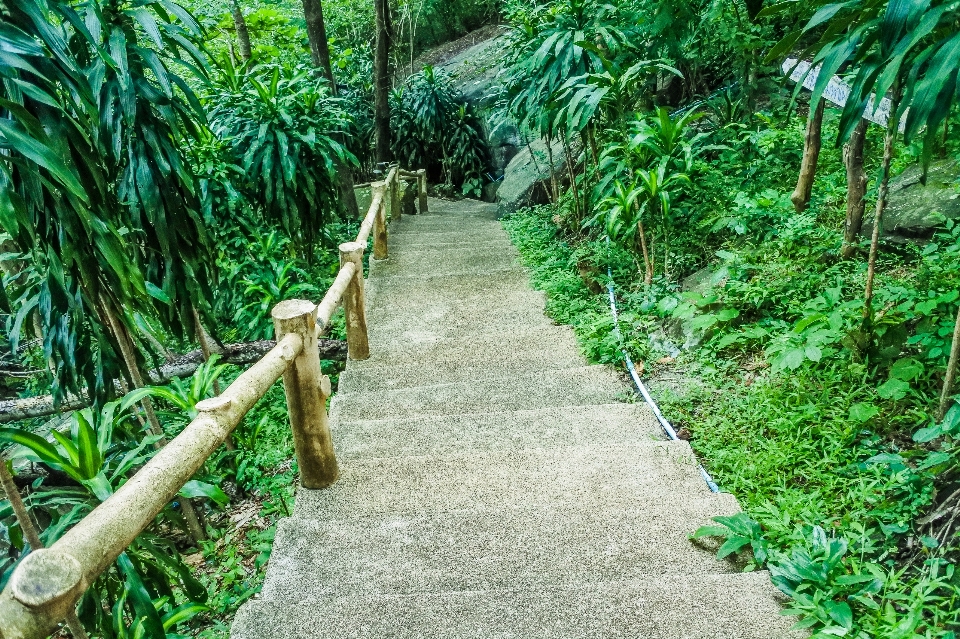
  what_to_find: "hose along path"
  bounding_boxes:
[604,238,719,492]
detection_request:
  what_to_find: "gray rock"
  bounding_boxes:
[496,137,569,217]
[682,265,731,295]
[864,159,960,240]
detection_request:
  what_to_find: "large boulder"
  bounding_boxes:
[496,138,569,217]
[863,159,960,240]
[432,28,580,213]
[438,30,522,183]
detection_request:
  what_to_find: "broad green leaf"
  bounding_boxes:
[877,378,910,401]
[848,403,878,423]
[117,553,166,639]
[716,535,751,559]
[180,479,229,506]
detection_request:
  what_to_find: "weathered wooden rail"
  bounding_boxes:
[0,166,428,639]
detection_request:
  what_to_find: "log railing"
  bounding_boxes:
[0,166,428,639]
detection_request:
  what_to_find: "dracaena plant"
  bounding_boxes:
[0,392,224,637]
[206,60,355,258]
[390,67,489,195]
[0,0,216,406]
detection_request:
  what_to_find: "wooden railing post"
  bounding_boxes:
[372,181,388,261]
[417,168,429,214]
[390,166,401,222]
[271,300,338,489]
[339,242,370,360]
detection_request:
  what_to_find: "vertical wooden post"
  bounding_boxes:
[372,181,388,261]
[271,300,338,489]
[339,242,370,360]
[417,169,428,214]
[390,167,401,223]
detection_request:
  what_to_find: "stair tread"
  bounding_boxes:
[353,329,584,369]
[293,442,714,521]
[233,573,802,639]
[329,365,628,422]
[330,404,661,457]
[261,493,741,600]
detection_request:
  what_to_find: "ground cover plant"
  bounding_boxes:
[503,92,960,636]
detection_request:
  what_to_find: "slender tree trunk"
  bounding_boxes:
[662,204,670,280]
[303,0,334,76]
[192,308,235,452]
[562,132,581,224]
[101,301,206,543]
[546,134,558,203]
[374,0,393,163]
[637,219,653,286]
[841,118,868,259]
[1,459,90,638]
[791,98,825,213]
[230,0,252,61]
[863,85,902,331]
[939,302,960,420]
[302,0,360,218]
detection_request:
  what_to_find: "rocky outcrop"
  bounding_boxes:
[863,159,960,241]
[495,138,568,216]
[437,29,586,213]
[438,31,521,188]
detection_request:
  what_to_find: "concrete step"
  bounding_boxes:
[233,572,802,639]
[387,225,511,245]
[360,324,585,364]
[389,236,515,251]
[369,245,522,278]
[293,442,714,521]
[329,404,661,457]
[365,270,536,307]
[329,366,628,422]
[364,303,564,348]
[417,199,499,217]
[338,342,587,392]
[261,492,741,601]
[392,212,501,228]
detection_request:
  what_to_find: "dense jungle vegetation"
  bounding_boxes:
[0,0,959,637]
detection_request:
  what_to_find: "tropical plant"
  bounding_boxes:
[0,0,216,407]
[0,395,223,637]
[391,67,489,195]
[207,59,355,256]
[588,108,700,281]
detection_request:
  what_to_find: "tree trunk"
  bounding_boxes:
[546,135,559,203]
[939,302,960,420]
[1,459,90,638]
[303,0,334,78]
[863,86,901,330]
[302,0,360,219]
[230,0,252,61]
[101,301,206,543]
[791,98,825,213]
[637,219,653,286]
[374,0,393,163]
[0,339,347,423]
[193,308,235,451]
[841,117,868,259]
[562,133,581,225]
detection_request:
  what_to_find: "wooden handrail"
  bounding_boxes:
[0,333,302,638]
[0,164,424,639]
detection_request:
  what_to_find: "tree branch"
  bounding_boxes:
[0,339,347,424]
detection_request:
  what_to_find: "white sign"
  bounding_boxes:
[782,58,906,132]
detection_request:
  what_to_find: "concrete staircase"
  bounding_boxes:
[231,199,802,638]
